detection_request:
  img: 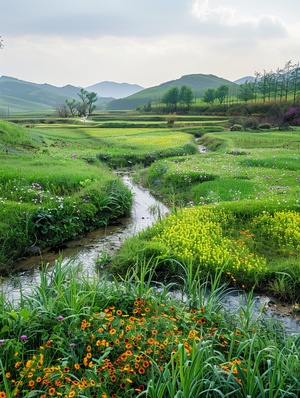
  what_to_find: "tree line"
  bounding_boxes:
[161,85,194,110]
[236,60,300,105]
[151,60,300,112]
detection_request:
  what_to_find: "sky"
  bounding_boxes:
[1,0,300,89]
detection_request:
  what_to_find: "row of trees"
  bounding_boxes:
[160,60,300,111]
[237,61,300,104]
[161,85,194,110]
[57,89,98,118]
[202,84,229,105]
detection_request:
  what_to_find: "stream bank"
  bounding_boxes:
[1,175,300,333]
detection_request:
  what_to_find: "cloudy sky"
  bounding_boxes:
[1,0,300,89]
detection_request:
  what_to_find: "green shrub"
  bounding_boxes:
[230,124,243,131]
[259,122,271,129]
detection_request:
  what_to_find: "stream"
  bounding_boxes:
[1,175,300,333]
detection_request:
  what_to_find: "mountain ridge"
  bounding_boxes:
[0,73,245,114]
[107,73,238,110]
[85,81,144,99]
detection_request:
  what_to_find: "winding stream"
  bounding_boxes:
[1,175,300,333]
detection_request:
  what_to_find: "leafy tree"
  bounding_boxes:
[238,82,255,103]
[0,36,3,49]
[162,87,180,110]
[179,85,194,109]
[203,88,215,105]
[215,84,229,104]
[143,101,152,112]
[76,88,98,116]
[65,99,77,116]
[86,91,98,115]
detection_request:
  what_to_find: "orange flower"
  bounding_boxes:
[48,388,56,396]
[109,329,116,335]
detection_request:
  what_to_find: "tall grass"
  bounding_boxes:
[1,259,299,397]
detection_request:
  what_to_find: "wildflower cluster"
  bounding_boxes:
[253,210,300,256]
[1,298,222,397]
[151,207,267,289]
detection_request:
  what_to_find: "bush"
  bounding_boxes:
[230,124,243,131]
[283,106,300,126]
[258,122,271,129]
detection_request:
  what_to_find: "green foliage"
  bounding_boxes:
[203,88,216,105]
[161,86,180,110]
[230,123,243,131]
[215,84,229,104]
[237,81,255,103]
[179,85,194,108]
[259,122,271,129]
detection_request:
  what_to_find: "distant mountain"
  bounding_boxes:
[234,76,255,84]
[85,81,144,99]
[0,76,112,114]
[107,74,238,110]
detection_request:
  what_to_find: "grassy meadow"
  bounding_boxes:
[1,113,300,397]
[0,116,198,272]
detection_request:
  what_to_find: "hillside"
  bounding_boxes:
[0,76,112,115]
[107,74,238,110]
[0,77,73,114]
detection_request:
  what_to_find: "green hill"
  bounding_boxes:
[107,74,237,110]
[0,76,112,115]
[0,77,78,115]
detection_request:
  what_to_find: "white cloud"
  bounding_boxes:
[192,0,235,25]
[192,0,288,38]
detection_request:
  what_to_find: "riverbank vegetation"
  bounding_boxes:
[0,119,135,273]
[116,126,300,303]
[1,260,300,397]
[0,117,197,273]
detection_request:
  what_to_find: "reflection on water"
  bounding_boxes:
[1,175,300,333]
